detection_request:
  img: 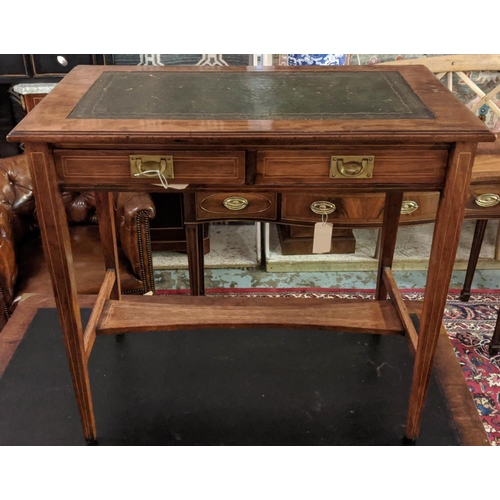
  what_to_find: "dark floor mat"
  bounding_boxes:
[0,308,460,445]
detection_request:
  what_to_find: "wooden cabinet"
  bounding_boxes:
[29,55,112,78]
[149,192,210,254]
[0,54,112,83]
[0,55,31,80]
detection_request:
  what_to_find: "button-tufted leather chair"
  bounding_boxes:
[0,154,156,330]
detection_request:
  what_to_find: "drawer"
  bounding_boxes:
[30,54,110,77]
[399,192,439,224]
[281,193,386,226]
[281,192,439,226]
[465,184,500,218]
[24,94,47,113]
[257,148,448,187]
[196,192,277,221]
[0,55,30,79]
[54,150,246,188]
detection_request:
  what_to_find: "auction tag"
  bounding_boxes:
[312,222,333,254]
[152,183,189,190]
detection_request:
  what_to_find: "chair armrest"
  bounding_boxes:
[0,292,8,331]
[0,204,17,309]
[115,192,156,293]
[62,191,97,224]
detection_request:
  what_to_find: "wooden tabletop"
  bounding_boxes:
[7,65,495,145]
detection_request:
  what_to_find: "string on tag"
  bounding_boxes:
[321,213,328,225]
[134,169,169,189]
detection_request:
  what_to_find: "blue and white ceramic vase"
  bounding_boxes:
[287,54,348,66]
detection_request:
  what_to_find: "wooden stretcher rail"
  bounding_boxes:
[96,295,405,336]
[83,269,116,357]
[383,267,419,354]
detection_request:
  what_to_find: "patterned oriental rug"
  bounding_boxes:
[156,287,500,446]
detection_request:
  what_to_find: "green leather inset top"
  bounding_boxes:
[69,71,434,120]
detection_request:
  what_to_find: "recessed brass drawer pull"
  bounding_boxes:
[223,196,249,210]
[401,200,419,214]
[130,155,174,178]
[330,156,374,179]
[475,193,500,208]
[310,201,336,215]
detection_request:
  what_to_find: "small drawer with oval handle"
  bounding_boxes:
[281,193,386,226]
[195,192,277,221]
[281,192,440,227]
[465,184,500,217]
[398,193,439,224]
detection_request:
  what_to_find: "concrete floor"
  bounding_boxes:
[153,221,500,292]
[154,267,500,292]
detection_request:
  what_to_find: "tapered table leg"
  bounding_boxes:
[460,219,488,302]
[186,223,205,296]
[94,192,121,300]
[376,192,404,300]
[25,143,96,443]
[406,142,476,441]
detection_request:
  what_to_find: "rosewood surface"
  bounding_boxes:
[8,65,492,144]
[7,65,495,444]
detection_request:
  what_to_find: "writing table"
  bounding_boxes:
[7,65,495,444]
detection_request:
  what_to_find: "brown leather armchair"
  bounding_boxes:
[0,154,156,330]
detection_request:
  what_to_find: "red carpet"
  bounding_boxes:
[156,287,500,445]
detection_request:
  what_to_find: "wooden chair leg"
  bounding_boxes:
[186,223,205,296]
[460,219,488,302]
[490,309,500,356]
[495,221,500,261]
[374,228,382,259]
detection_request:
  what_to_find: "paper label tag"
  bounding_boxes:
[151,183,189,190]
[312,222,333,254]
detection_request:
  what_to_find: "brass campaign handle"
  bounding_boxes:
[130,155,174,178]
[330,156,374,179]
